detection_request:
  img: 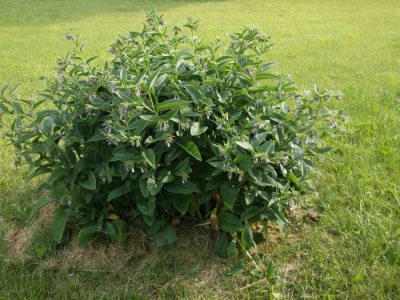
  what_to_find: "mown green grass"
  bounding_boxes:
[1,0,399,298]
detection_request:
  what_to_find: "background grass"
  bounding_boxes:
[1,0,399,299]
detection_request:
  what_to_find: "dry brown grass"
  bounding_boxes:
[2,202,315,276]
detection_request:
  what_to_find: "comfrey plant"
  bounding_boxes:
[0,11,344,256]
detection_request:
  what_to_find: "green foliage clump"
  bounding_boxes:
[0,11,342,256]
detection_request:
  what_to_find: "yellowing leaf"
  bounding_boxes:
[107,214,120,220]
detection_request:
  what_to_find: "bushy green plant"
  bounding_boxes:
[0,11,343,256]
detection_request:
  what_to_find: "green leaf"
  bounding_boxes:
[79,171,97,190]
[146,69,161,91]
[219,212,243,232]
[112,219,128,243]
[240,206,263,222]
[153,225,177,246]
[259,62,278,72]
[176,137,202,161]
[41,116,54,133]
[142,148,156,169]
[235,141,254,151]
[87,129,106,142]
[257,140,275,154]
[244,189,257,206]
[220,181,239,209]
[173,195,190,214]
[105,222,116,239]
[256,73,281,80]
[234,155,253,172]
[190,122,208,136]
[160,171,175,183]
[147,176,162,196]
[53,208,68,244]
[214,233,229,258]
[107,185,131,202]
[227,111,242,124]
[78,225,98,245]
[227,240,239,258]
[207,159,230,171]
[204,174,225,191]
[12,101,24,114]
[183,84,202,101]
[263,205,288,223]
[155,99,191,112]
[267,262,275,281]
[31,196,53,217]
[139,179,149,198]
[250,132,269,148]
[120,67,127,80]
[11,131,36,145]
[164,180,201,194]
[173,157,190,176]
[143,213,156,226]
[314,146,332,154]
[139,115,160,123]
[110,150,136,162]
[47,166,65,186]
[86,56,99,64]
[1,84,9,95]
[137,196,156,216]
[241,223,256,249]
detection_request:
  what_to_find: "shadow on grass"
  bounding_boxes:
[1,220,242,299]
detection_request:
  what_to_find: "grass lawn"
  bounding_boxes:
[1,0,399,298]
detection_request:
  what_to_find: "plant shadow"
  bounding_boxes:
[2,218,240,299]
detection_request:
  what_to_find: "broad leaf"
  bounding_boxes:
[137,196,156,216]
[164,180,200,194]
[314,146,332,154]
[220,181,239,209]
[241,223,256,249]
[105,222,116,239]
[214,233,229,258]
[31,196,53,217]
[87,129,106,142]
[146,69,161,91]
[156,99,191,112]
[190,122,208,136]
[53,208,68,243]
[219,212,243,232]
[79,171,97,190]
[139,179,149,198]
[227,240,239,258]
[107,185,131,202]
[235,141,254,152]
[78,225,98,245]
[183,84,202,101]
[173,157,190,176]
[147,176,162,196]
[240,206,263,222]
[204,174,225,191]
[176,137,202,161]
[47,166,65,185]
[153,225,178,246]
[142,148,156,169]
[173,195,190,214]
